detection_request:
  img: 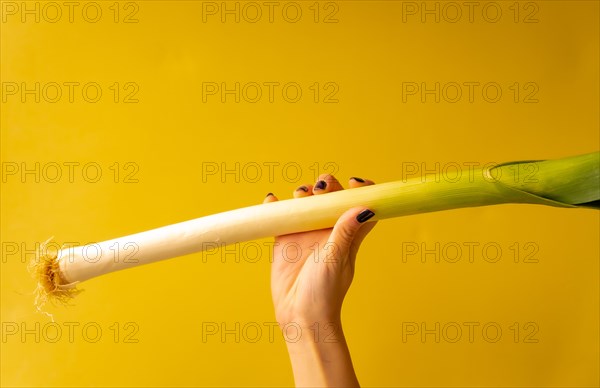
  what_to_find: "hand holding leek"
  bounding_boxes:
[266,174,377,387]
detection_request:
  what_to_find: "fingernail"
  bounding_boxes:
[351,177,365,183]
[314,180,327,190]
[265,192,274,198]
[356,209,375,223]
[296,186,309,192]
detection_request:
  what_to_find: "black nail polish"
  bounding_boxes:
[265,192,274,198]
[296,186,309,192]
[356,209,375,223]
[315,180,327,190]
[351,177,365,183]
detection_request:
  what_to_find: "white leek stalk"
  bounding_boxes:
[34,152,599,307]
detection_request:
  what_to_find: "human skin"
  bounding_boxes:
[263,174,377,387]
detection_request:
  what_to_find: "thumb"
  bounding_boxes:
[326,208,376,258]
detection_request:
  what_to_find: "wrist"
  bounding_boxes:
[275,306,342,330]
[279,319,345,348]
[283,321,359,387]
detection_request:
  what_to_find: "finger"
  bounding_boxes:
[348,176,375,189]
[350,220,378,258]
[346,177,377,252]
[293,184,313,198]
[313,174,344,194]
[263,192,278,204]
[325,207,375,262]
[346,177,377,250]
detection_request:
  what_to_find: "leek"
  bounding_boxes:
[34,151,600,307]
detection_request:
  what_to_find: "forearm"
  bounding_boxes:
[284,320,359,387]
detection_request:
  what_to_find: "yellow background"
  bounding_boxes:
[1,1,598,386]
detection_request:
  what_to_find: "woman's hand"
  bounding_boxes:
[264,174,377,387]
